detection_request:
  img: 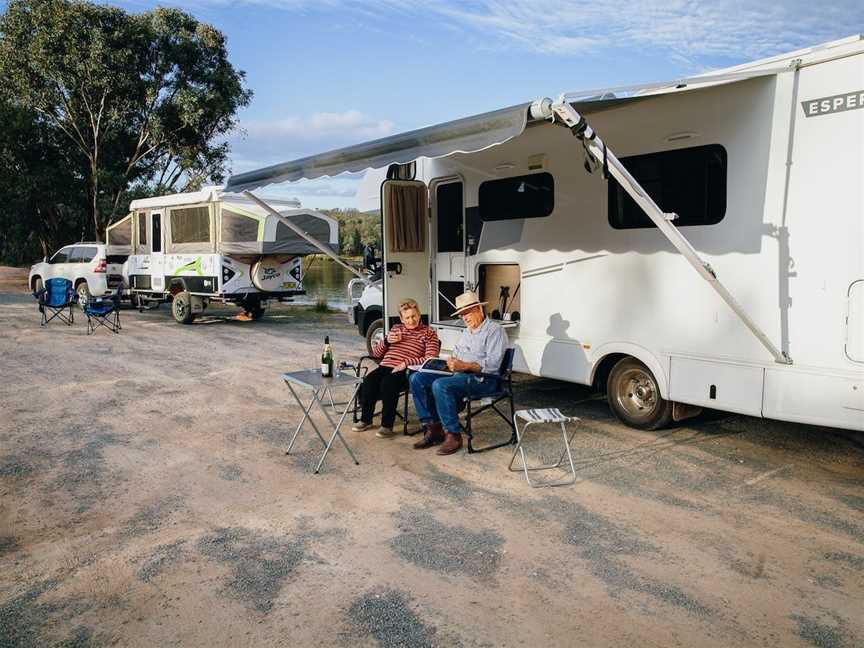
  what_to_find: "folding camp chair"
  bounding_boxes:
[34,277,76,327]
[347,356,413,435]
[508,408,580,487]
[83,284,123,334]
[463,347,518,453]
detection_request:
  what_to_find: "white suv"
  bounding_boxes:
[29,243,124,305]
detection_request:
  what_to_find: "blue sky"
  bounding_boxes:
[110,1,862,207]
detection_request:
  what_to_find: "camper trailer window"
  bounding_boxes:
[385,183,426,252]
[479,173,554,222]
[137,214,147,246]
[170,206,210,243]
[221,209,259,242]
[109,218,132,246]
[608,144,727,229]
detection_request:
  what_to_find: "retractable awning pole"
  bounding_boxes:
[547,100,792,365]
[243,190,368,282]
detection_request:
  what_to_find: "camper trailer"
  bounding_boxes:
[105,187,338,324]
[225,36,864,432]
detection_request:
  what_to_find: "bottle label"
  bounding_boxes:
[321,363,330,376]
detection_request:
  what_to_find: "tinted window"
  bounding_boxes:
[608,144,727,229]
[152,214,162,252]
[50,248,70,264]
[436,182,463,252]
[77,246,97,263]
[137,213,147,245]
[170,206,210,243]
[479,172,554,222]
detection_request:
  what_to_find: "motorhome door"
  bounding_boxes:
[150,212,165,292]
[432,180,465,321]
[381,180,430,331]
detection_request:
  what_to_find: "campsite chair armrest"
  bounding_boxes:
[33,287,47,300]
[476,371,505,381]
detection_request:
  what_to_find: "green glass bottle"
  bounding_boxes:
[321,336,334,377]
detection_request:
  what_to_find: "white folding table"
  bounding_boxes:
[282,369,362,474]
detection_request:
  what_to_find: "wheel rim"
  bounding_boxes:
[77,285,89,309]
[174,299,187,319]
[612,366,660,422]
[371,326,384,348]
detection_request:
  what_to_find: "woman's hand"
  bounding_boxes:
[386,329,403,344]
[392,362,407,372]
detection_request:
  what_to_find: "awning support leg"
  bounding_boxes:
[549,101,792,365]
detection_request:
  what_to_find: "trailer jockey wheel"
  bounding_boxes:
[607,357,673,430]
[172,291,195,325]
[242,296,265,321]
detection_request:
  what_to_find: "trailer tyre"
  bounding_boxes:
[172,291,195,325]
[242,297,265,321]
[607,357,673,430]
[365,318,384,355]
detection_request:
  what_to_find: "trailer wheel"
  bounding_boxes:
[365,318,384,355]
[242,297,265,321]
[606,357,673,430]
[172,291,195,324]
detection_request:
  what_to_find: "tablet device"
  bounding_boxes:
[418,358,453,375]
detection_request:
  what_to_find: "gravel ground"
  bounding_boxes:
[0,293,862,647]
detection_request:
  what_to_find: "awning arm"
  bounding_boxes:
[546,101,792,365]
[242,191,368,282]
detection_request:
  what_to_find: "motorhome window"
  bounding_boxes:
[221,209,259,242]
[152,214,162,253]
[479,173,554,221]
[170,206,210,243]
[436,182,463,252]
[608,144,727,229]
[385,183,426,252]
[137,214,147,246]
[108,218,132,246]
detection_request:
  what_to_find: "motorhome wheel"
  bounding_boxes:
[365,318,384,355]
[172,291,195,324]
[607,357,673,430]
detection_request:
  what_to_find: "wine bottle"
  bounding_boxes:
[321,336,334,377]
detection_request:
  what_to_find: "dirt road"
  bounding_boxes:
[1,295,862,647]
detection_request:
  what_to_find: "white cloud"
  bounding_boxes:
[245,110,394,141]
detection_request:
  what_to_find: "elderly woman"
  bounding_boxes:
[352,298,440,438]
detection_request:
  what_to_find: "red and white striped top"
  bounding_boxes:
[372,323,440,369]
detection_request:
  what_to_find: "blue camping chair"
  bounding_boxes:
[34,277,76,326]
[463,347,518,453]
[83,283,123,334]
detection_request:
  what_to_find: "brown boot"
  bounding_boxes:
[413,422,444,449]
[436,432,463,455]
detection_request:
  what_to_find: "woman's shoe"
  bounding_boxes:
[351,420,374,432]
[375,426,397,438]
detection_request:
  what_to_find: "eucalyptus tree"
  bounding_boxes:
[0,0,252,239]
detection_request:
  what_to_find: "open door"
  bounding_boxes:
[381,180,430,331]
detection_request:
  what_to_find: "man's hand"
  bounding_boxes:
[447,357,479,373]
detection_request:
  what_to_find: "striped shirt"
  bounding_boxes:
[372,323,440,369]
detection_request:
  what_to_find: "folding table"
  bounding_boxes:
[282,369,362,474]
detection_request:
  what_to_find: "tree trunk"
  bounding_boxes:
[90,159,100,242]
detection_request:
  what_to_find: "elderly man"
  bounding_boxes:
[409,291,508,455]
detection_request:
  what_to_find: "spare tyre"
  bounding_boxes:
[250,256,301,292]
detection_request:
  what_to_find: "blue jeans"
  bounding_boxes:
[409,371,500,435]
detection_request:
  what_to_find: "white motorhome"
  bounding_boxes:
[105,187,338,323]
[225,36,864,431]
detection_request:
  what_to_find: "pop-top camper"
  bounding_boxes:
[224,36,864,432]
[105,187,338,323]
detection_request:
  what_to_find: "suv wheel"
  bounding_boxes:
[365,318,384,355]
[76,282,91,309]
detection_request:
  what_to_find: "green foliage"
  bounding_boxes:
[0,0,251,261]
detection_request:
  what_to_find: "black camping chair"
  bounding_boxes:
[34,277,76,327]
[346,356,414,435]
[463,347,518,453]
[83,283,123,335]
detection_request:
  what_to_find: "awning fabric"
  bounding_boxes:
[224,66,787,194]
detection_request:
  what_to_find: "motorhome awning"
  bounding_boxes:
[224,65,788,193]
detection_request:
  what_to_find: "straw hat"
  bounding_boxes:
[450,291,488,317]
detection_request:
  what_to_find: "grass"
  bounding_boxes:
[311,298,330,313]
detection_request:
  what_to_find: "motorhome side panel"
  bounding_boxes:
[761,53,864,429]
